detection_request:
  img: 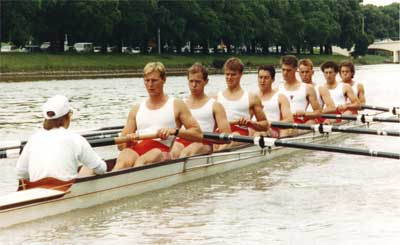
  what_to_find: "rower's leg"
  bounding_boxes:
[114,149,139,170]
[170,141,184,159]
[135,148,164,167]
[179,143,211,157]
[78,166,95,177]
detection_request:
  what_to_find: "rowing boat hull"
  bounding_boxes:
[0,124,363,228]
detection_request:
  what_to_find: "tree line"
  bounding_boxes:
[1,0,398,55]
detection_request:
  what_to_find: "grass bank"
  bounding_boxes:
[0,52,392,81]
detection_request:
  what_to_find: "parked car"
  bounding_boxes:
[73,42,93,52]
[40,42,51,51]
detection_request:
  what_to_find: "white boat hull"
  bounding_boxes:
[0,126,363,228]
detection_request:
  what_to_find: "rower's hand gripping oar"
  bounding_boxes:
[321,114,400,123]
[361,105,400,115]
[203,132,400,160]
[270,121,400,137]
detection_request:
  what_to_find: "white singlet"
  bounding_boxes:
[261,92,281,122]
[136,97,176,146]
[217,91,250,121]
[345,81,359,103]
[16,127,106,182]
[189,98,216,132]
[278,83,308,113]
[329,83,347,106]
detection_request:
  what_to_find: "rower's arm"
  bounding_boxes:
[278,94,293,122]
[213,101,231,133]
[305,85,322,118]
[319,86,336,113]
[249,93,269,131]
[118,104,139,150]
[175,99,203,142]
[344,84,360,110]
[357,83,366,105]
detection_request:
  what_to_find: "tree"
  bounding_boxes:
[0,0,40,47]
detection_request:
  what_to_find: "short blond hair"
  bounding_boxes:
[224,57,244,73]
[143,62,166,79]
[298,58,314,69]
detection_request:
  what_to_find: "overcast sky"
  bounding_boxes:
[362,0,400,5]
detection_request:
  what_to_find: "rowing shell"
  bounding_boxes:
[0,119,375,228]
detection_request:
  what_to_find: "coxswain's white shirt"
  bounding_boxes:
[16,127,107,181]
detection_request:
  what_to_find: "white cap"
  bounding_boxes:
[42,95,71,119]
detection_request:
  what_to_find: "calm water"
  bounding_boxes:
[0,64,399,244]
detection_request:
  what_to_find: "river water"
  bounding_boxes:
[0,64,399,244]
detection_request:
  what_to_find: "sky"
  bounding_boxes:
[362,0,400,6]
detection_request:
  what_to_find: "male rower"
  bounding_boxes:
[278,55,322,124]
[298,58,336,123]
[172,63,231,157]
[339,60,366,113]
[114,62,202,170]
[257,64,293,138]
[216,57,269,136]
[16,95,107,182]
[320,61,360,115]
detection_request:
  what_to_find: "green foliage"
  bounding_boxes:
[211,58,226,69]
[1,0,397,55]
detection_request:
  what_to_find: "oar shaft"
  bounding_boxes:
[362,105,399,115]
[203,132,400,160]
[270,122,400,137]
[274,140,400,160]
[321,114,400,123]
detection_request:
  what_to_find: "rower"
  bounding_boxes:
[278,55,322,124]
[339,60,366,114]
[320,61,360,116]
[257,64,293,138]
[298,58,336,123]
[216,57,269,137]
[114,62,202,169]
[16,95,107,182]
[171,63,231,157]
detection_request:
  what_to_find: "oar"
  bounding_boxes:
[270,121,400,137]
[0,133,160,159]
[321,114,400,123]
[203,132,400,160]
[88,133,159,147]
[362,105,399,115]
[75,125,124,134]
[0,129,123,156]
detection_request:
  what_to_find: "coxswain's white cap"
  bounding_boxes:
[42,95,71,119]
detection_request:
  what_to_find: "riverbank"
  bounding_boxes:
[0,53,391,82]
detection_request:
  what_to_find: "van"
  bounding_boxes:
[73,42,93,52]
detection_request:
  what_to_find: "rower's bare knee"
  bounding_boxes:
[135,149,163,167]
[114,149,138,170]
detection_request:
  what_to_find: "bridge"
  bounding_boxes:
[332,40,400,63]
[368,40,400,63]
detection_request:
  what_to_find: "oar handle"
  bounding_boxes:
[114,133,159,144]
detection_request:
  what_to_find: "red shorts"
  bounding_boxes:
[335,108,342,123]
[350,109,358,115]
[130,139,170,156]
[315,117,327,124]
[230,124,249,136]
[293,115,312,124]
[175,138,213,147]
